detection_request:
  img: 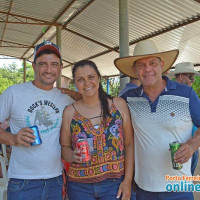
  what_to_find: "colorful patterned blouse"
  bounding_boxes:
[68,103,125,183]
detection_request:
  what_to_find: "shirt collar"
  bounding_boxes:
[135,76,176,97]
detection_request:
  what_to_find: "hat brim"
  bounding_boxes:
[168,69,200,78]
[35,45,61,58]
[114,50,179,78]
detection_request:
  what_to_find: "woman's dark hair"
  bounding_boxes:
[72,60,112,121]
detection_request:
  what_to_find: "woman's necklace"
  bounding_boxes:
[82,101,101,109]
[82,101,103,121]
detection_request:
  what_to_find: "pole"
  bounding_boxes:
[23,58,26,83]
[119,0,130,92]
[56,26,62,87]
[107,78,110,94]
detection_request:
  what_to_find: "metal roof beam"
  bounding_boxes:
[0,21,60,26]
[63,14,200,69]
[0,46,33,48]
[64,27,119,53]
[25,0,96,61]
[63,0,94,27]
[62,48,118,69]
[129,13,200,46]
[0,11,60,26]
[62,58,73,65]
[0,40,33,47]
[21,0,78,60]
[0,53,23,60]
[0,0,14,44]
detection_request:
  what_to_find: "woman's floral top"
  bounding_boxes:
[68,103,125,183]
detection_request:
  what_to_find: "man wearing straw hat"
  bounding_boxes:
[114,40,200,200]
[168,62,200,176]
[168,62,200,87]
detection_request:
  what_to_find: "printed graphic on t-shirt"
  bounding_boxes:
[25,99,60,134]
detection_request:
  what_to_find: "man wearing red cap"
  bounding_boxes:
[0,41,74,200]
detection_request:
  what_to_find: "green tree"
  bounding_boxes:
[192,77,200,98]
[102,77,120,97]
[0,74,13,94]
[0,61,34,94]
[19,62,34,82]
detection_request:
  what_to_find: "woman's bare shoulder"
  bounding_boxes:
[63,104,76,118]
[112,97,127,107]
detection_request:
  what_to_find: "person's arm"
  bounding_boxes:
[60,105,81,163]
[59,88,82,101]
[174,128,200,164]
[114,97,134,200]
[0,88,35,147]
[175,89,200,164]
[0,126,35,147]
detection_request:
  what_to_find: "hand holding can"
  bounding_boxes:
[169,141,182,170]
[76,139,91,162]
[29,125,42,146]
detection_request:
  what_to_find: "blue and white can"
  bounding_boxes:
[29,125,42,146]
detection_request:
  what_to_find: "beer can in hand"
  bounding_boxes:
[169,141,182,170]
[29,125,42,146]
[76,139,91,162]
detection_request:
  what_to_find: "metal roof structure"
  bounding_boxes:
[1,0,200,79]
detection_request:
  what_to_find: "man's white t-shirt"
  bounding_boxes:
[0,82,74,179]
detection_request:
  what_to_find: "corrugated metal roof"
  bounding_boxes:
[1,0,200,79]
[11,0,70,21]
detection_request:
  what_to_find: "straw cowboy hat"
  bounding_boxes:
[167,62,200,78]
[114,40,179,78]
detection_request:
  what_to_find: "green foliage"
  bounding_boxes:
[102,77,120,97]
[192,77,200,98]
[68,80,76,91]
[0,62,34,94]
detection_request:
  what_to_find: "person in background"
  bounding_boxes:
[0,40,74,200]
[115,39,200,200]
[119,77,140,97]
[60,60,134,200]
[168,62,200,87]
[168,62,200,175]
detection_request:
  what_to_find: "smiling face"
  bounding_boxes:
[133,56,164,88]
[32,53,62,90]
[74,65,100,97]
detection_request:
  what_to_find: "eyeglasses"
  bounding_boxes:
[183,74,195,80]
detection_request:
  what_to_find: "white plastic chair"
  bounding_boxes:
[1,144,9,166]
[0,155,8,200]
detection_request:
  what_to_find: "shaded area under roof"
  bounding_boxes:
[1,0,200,79]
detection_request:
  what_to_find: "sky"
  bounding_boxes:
[0,56,23,68]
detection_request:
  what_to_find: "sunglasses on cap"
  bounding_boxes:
[183,74,195,80]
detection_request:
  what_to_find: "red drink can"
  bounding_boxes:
[76,139,91,162]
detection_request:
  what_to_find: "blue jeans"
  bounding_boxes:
[7,175,63,200]
[67,177,136,200]
[136,185,193,200]
[191,150,199,175]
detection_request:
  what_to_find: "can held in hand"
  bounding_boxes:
[29,125,42,146]
[169,141,182,170]
[76,139,91,162]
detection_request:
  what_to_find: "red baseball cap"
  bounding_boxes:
[34,40,61,60]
